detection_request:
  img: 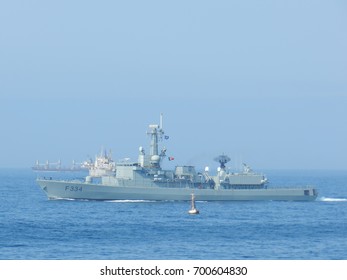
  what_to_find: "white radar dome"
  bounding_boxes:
[150,155,160,162]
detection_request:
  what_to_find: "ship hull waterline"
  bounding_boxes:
[37,179,317,201]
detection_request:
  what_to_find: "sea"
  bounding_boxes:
[0,168,346,260]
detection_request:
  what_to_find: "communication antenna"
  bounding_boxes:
[160,112,163,130]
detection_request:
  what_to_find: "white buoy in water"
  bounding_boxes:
[188,193,199,215]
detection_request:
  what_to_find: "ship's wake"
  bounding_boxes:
[49,197,92,202]
[106,200,156,203]
[49,198,155,203]
[318,197,347,202]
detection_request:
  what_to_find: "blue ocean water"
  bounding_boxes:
[0,168,346,260]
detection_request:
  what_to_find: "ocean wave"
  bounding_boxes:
[318,197,347,202]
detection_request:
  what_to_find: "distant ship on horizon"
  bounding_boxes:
[32,159,92,172]
[32,148,115,173]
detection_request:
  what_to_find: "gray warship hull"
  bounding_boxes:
[37,179,317,201]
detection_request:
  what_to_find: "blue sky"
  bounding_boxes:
[0,0,346,169]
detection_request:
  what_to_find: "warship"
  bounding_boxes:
[36,115,317,201]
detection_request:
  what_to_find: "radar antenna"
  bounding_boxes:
[214,154,231,169]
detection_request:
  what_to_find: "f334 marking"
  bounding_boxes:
[65,186,82,192]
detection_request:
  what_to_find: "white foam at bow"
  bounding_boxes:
[319,197,347,202]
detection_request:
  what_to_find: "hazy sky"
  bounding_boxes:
[1,0,346,170]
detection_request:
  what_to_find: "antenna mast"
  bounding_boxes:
[160,112,163,130]
[147,114,164,156]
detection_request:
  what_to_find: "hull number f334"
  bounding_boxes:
[65,186,82,192]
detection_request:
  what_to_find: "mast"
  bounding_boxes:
[147,114,164,156]
[160,112,163,131]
